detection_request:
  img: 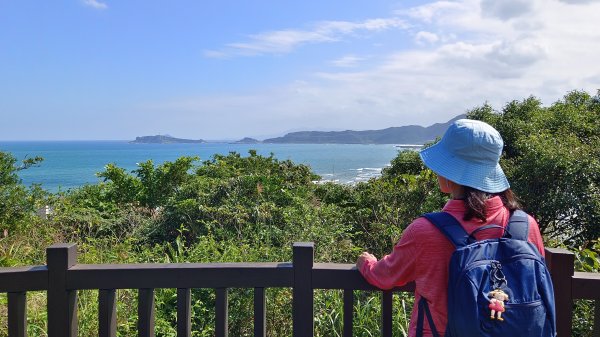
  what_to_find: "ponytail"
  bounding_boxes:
[463,187,521,222]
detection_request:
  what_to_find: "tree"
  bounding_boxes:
[468,91,600,244]
[0,151,43,233]
[97,156,198,208]
[381,150,425,176]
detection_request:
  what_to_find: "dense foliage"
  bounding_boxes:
[468,90,600,245]
[1,90,599,336]
[0,153,45,236]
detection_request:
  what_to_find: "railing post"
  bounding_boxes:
[253,287,266,337]
[177,288,191,337]
[138,288,155,337]
[594,300,600,337]
[8,292,27,337]
[47,243,78,337]
[343,290,354,337]
[381,291,393,337]
[546,248,574,337]
[215,288,228,337]
[99,289,117,337]
[293,242,314,337]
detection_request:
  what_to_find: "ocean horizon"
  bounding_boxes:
[0,141,405,192]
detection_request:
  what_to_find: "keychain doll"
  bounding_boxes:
[488,289,509,321]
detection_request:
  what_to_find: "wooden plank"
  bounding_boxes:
[138,288,155,337]
[0,266,48,292]
[47,243,78,337]
[546,248,575,337]
[572,272,600,299]
[292,242,314,337]
[253,287,266,337]
[343,290,353,337]
[8,292,27,337]
[67,263,293,289]
[177,288,191,337]
[216,288,228,337]
[381,291,393,337]
[593,300,600,337]
[312,263,415,291]
[67,262,415,291]
[99,289,117,337]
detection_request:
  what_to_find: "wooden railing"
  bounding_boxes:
[0,243,599,337]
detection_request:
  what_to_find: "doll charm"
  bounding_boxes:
[488,289,509,321]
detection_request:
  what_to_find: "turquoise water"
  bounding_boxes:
[0,141,402,192]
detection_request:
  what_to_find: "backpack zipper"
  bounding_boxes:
[504,300,542,309]
[454,254,542,293]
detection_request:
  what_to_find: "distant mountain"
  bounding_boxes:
[234,137,261,144]
[263,115,466,144]
[130,135,204,144]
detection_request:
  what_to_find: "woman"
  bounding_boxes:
[356,119,545,337]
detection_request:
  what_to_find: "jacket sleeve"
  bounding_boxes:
[359,220,424,290]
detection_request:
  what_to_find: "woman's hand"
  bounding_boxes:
[356,252,376,271]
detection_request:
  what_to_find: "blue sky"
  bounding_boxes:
[1,0,599,140]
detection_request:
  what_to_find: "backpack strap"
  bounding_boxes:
[505,209,529,241]
[422,212,469,248]
[416,297,441,337]
[424,210,530,245]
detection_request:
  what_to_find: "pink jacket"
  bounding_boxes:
[359,197,545,337]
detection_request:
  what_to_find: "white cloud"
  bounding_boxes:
[559,0,600,3]
[331,55,365,68]
[400,1,468,23]
[206,18,409,57]
[480,0,534,20]
[415,31,440,45]
[82,0,107,10]
[156,0,600,138]
[202,50,228,59]
[432,39,547,78]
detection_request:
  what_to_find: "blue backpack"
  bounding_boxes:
[418,210,556,337]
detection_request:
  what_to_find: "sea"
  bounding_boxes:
[0,141,409,192]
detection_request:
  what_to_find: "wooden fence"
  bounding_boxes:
[0,242,599,337]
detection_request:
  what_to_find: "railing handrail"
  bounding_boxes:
[68,262,294,289]
[0,265,48,292]
[1,244,599,337]
[0,262,416,293]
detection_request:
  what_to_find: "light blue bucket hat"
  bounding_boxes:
[419,119,510,193]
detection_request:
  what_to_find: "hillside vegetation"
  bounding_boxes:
[1,90,599,336]
[262,114,465,144]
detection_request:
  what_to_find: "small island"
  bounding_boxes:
[234,137,262,144]
[130,135,205,144]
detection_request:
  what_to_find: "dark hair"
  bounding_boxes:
[463,186,521,222]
